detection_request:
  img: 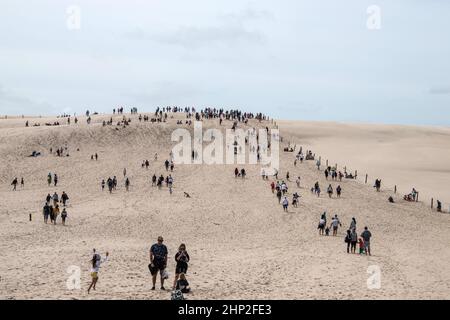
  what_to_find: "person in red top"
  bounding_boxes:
[270,181,275,193]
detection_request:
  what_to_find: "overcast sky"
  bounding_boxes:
[1,0,449,125]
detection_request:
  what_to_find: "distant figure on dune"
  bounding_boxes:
[361,227,372,256]
[165,160,169,171]
[336,185,342,198]
[107,177,113,193]
[282,197,289,212]
[292,192,300,208]
[88,249,109,294]
[327,184,333,198]
[331,215,342,236]
[61,191,69,207]
[125,178,130,191]
[437,200,442,212]
[52,192,59,207]
[374,179,382,192]
[318,215,326,235]
[43,203,51,224]
[61,208,68,225]
[349,217,357,232]
[47,173,52,186]
[11,177,18,191]
[345,230,352,253]
[350,228,358,253]
[20,177,24,188]
[296,176,301,188]
[52,204,60,224]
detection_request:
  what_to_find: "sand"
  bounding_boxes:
[0,113,449,300]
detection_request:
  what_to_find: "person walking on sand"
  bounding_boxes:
[168,175,173,194]
[270,181,275,194]
[47,173,52,186]
[101,179,105,191]
[21,177,24,188]
[345,230,352,253]
[336,185,342,198]
[87,249,109,294]
[276,189,282,204]
[123,168,127,177]
[54,173,58,187]
[296,176,301,188]
[349,217,356,232]
[11,177,18,191]
[282,197,289,212]
[61,191,69,207]
[149,236,168,290]
[331,215,342,236]
[53,204,60,224]
[152,174,157,186]
[327,184,333,198]
[43,202,51,224]
[172,244,190,290]
[165,160,169,171]
[61,208,68,225]
[361,227,372,256]
[350,228,358,253]
[52,192,59,207]
[318,216,326,235]
[125,177,130,191]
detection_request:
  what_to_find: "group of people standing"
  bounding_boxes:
[318,212,372,256]
[42,191,69,225]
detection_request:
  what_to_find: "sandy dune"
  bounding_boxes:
[0,113,449,300]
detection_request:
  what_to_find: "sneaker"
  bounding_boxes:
[161,286,166,290]
[151,287,155,290]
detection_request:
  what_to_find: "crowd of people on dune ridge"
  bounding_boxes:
[5,106,440,300]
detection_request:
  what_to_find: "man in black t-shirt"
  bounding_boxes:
[149,236,168,290]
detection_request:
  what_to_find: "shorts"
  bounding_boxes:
[91,272,98,279]
[176,263,188,275]
[149,260,165,275]
[333,226,338,231]
[364,242,370,249]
